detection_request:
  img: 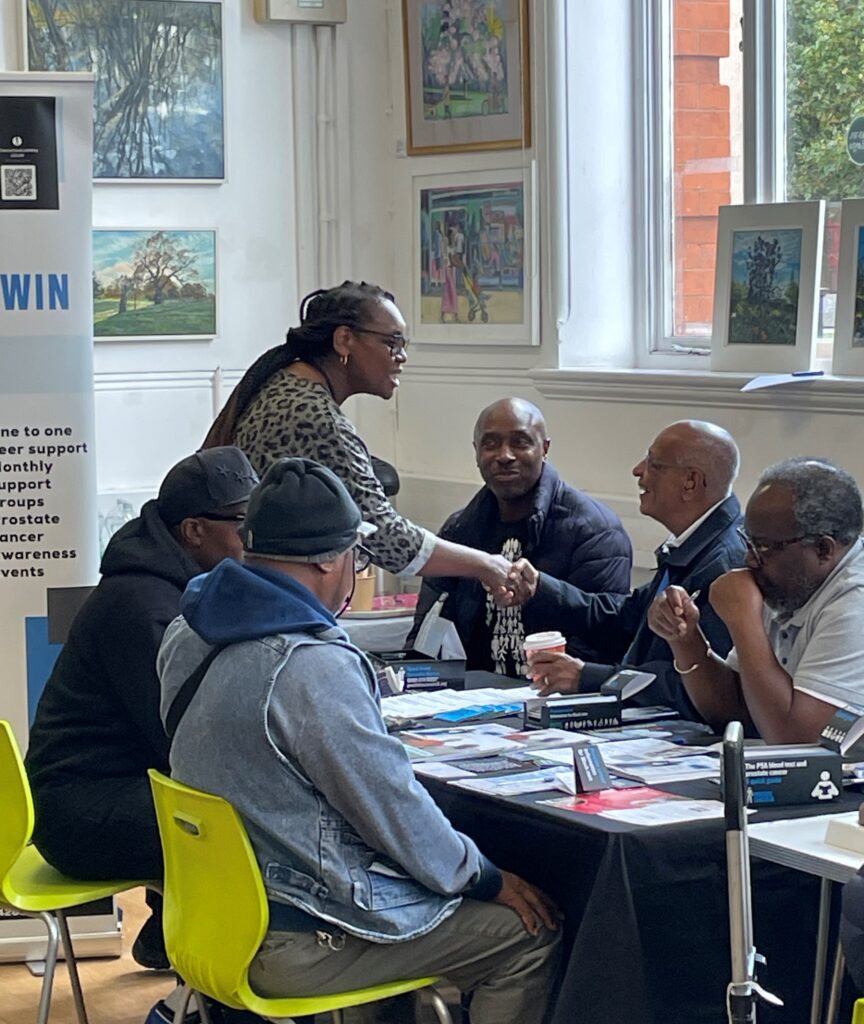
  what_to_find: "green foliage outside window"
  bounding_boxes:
[787,0,864,200]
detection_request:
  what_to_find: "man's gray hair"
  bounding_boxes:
[758,457,863,545]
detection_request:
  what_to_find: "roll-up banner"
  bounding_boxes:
[0,72,98,746]
[0,73,121,963]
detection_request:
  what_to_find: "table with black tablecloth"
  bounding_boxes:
[415,675,858,1023]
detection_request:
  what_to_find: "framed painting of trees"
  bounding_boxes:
[25,0,224,182]
[402,0,530,155]
[92,229,217,339]
[710,202,824,372]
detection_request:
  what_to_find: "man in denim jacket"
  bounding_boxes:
[158,457,561,1024]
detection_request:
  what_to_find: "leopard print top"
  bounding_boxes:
[234,370,429,574]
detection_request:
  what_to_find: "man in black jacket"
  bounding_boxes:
[524,420,746,719]
[25,446,258,968]
[409,398,632,677]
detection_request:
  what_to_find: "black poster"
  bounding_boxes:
[0,96,59,211]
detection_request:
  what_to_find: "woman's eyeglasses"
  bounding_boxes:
[354,327,409,356]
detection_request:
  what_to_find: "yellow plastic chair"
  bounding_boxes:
[854,997,864,1023]
[0,720,150,1024]
[148,769,453,1023]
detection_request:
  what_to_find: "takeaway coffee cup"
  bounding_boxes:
[523,631,567,659]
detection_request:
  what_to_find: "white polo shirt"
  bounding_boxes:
[725,538,864,708]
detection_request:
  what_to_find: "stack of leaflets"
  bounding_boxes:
[383,686,536,726]
[594,736,720,784]
[398,722,588,763]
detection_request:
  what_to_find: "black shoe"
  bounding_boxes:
[132,913,171,971]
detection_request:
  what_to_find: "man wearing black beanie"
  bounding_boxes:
[159,457,561,1024]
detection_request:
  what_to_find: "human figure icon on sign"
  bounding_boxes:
[811,770,840,800]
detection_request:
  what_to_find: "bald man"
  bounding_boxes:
[409,398,632,678]
[524,420,747,720]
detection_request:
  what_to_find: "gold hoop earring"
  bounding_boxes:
[340,354,349,367]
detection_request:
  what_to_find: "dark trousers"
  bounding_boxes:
[32,775,163,880]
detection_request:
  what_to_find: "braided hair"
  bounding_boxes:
[202,281,395,448]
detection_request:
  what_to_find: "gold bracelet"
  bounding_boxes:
[673,643,713,675]
[673,657,700,675]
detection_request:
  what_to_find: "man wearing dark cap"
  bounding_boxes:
[159,458,561,1024]
[26,445,258,970]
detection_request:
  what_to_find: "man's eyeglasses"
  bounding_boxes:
[736,526,814,563]
[354,545,373,572]
[354,327,410,356]
[197,512,246,523]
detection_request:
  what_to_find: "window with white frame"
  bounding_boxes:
[646,0,861,360]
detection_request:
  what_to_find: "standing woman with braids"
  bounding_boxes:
[204,281,520,595]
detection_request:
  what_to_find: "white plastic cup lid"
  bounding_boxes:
[523,631,566,652]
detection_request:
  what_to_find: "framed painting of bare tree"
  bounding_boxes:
[710,202,824,372]
[402,0,530,155]
[92,229,218,340]
[25,0,225,182]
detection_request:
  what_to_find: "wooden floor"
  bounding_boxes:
[0,887,176,1024]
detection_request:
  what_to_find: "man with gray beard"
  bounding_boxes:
[648,457,864,743]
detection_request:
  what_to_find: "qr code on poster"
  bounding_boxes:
[1,164,37,202]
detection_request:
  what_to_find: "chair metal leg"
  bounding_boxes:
[427,987,454,1024]
[825,946,846,1024]
[173,985,196,1023]
[197,990,214,1024]
[35,911,60,1024]
[57,910,90,1024]
[330,1010,343,1024]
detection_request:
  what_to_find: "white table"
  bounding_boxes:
[340,612,414,653]
[750,812,864,1024]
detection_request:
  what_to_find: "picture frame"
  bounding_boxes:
[92,229,218,341]
[402,0,530,156]
[412,164,537,346]
[24,0,225,183]
[710,201,825,372]
[832,198,864,375]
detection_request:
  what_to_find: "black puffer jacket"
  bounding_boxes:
[408,462,633,667]
[25,501,201,795]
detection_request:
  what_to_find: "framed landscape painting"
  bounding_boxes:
[92,229,217,340]
[25,0,224,182]
[412,165,537,345]
[710,202,824,372]
[832,198,864,375]
[402,0,530,155]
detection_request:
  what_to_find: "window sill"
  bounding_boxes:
[529,367,864,415]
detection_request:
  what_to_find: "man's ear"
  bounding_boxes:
[682,467,706,498]
[542,437,551,459]
[814,535,836,562]
[177,517,203,550]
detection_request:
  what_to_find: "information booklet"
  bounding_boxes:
[540,787,724,826]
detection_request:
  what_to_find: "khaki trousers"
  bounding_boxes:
[248,898,562,1024]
